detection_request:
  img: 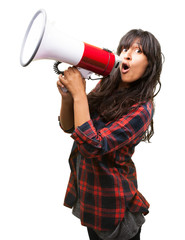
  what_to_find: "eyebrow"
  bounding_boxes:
[121,40,142,51]
[133,42,141,46]
[132,42,142,49]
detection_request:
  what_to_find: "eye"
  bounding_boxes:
[135,48,142,53]
[122,48,128,53]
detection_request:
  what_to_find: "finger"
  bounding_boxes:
[69,66,76,73]
[57,77,67,89]
[73,67,83,77]
[59,74,65,80]
[57,81,68,93]
[64,67,76,77]
[59,74,67,85]
[57,80,64,88]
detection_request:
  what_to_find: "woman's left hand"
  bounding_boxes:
[59,67,86,99]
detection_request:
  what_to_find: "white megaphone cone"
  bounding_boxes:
[20,9,121,79]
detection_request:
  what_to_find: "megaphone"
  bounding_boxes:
[20,9,121,79]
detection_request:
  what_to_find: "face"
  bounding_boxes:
[119,40,148,88]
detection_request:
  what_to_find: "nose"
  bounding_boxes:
[123,49,132,60]
[121,49,132,61]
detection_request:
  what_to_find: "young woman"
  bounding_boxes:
[57,29,163,240]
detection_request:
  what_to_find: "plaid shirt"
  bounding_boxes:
[62,101,153,231]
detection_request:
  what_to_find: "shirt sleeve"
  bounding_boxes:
[71,101,153,158]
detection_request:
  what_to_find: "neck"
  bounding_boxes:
[118,81,130,89]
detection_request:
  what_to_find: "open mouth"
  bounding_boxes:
[122,63,130,73]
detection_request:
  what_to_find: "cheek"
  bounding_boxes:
[137,60,148,77]
[139,64,147,76]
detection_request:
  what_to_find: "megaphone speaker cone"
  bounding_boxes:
[20,9,47,67]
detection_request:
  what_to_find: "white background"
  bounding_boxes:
[0,0,184,239]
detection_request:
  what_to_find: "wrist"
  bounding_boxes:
[73,92,87,102]
[62,95,73,104]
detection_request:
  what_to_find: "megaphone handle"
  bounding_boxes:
[60,68,92,93]
[54,61,93,92]
[77,68,92,79]
[53,61,92,79]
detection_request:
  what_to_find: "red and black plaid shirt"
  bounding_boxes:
[63,101,153,231]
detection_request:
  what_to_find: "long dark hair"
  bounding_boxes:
[88,29,163,142]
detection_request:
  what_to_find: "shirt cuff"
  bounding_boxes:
[71,120,100,147]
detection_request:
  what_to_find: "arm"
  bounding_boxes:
[73,93,90,129]
[57,75,74,132]
[71,101,154,158]
[59,67,91,130]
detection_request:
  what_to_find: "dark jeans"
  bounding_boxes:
[87,227,141,240]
